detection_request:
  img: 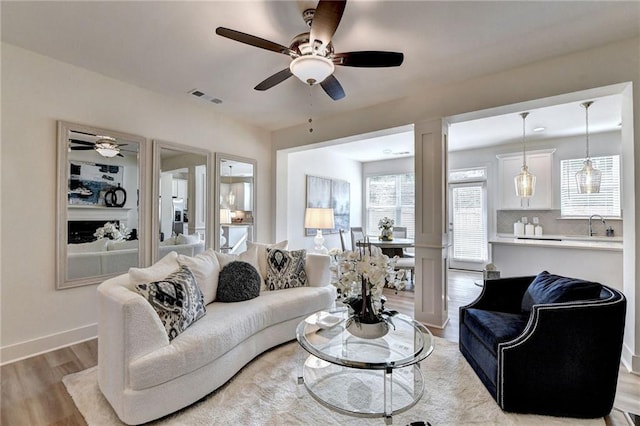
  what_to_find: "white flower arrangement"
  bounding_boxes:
[93,221,130,241]
[330,246,406,305]
[378,217,394,230]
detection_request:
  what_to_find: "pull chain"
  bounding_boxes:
[308,84,313,133]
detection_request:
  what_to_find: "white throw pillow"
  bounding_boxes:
[129,251,179,285]
[215,245,260,272]
[106,239,139,251]
[67,239,108,253]
[159,236,177,246]
[176,233,201,245]
[246,240,288,281]
[177,249,220,305]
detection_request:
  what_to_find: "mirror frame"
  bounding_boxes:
[214,153,257,251]
[56,121,149,289]
[151,140,213,262]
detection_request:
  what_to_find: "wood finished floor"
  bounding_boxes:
[1,270,638,425]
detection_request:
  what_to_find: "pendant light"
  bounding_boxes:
[514,112,536,201]
[575,101,601,194]
[227,165,236,207]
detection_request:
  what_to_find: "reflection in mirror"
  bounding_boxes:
[215,153,256,253]
[152,141,211,262]
[56,121,147,289]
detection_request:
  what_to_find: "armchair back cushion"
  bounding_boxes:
[521,271,602,313]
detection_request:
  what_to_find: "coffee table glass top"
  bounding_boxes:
[296,307,433,370]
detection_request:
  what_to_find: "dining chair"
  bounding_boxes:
[392,226,415,258]
[395,257,414,284]
[350,227,364,251]
[339,229,347,251]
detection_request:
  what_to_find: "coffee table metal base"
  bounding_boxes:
[299,354,424,424]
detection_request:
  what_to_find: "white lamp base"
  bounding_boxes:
[313,229,328,255]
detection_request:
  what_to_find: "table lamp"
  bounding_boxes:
[304,207,335,254]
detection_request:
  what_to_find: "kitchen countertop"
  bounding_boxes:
[490,234,623,251]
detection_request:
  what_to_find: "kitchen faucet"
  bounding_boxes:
[589,214,606,236]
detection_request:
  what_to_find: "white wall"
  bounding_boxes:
[272,37,640,372]
[286,149,361,252]
[0,43,272,363]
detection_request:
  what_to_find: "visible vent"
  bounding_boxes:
[189,89,223,105]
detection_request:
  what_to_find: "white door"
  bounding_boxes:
[448,182,487,271]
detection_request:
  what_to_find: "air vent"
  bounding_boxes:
[188,89,223,104]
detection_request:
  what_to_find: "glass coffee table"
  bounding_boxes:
[296,308,434,424]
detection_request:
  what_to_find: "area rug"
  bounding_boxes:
[63,337,603,425]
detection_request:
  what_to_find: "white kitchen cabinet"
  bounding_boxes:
[497,149,555,209]
[172,178,188,201]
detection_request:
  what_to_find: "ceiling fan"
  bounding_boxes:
[69,132,126,158]
[215,0,404,101]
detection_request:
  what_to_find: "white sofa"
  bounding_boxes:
[97,251,335,425]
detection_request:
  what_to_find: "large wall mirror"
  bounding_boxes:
[152,141,212,262]
[56,121,148,289]
[215,153,256,253]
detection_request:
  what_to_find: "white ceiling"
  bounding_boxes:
[2,1,637,159]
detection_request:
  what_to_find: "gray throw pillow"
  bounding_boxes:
[216,261,261,302]
[135,265,206,341]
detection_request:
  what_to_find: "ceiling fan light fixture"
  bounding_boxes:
[290,55,335,85]
[94,137,120,158]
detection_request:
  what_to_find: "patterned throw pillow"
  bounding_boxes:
[265,248,307,291]
[216,261,261,302]
[135,265,206,341]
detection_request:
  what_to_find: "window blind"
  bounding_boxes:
[366,173,415,238]
[560,155,620,217]
[451,185,487,262]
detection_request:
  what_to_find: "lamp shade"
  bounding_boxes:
[290,56,335,85]
[304,208,335,229]
[514,165,536,197]
[576,101,601,194]
[576,159,602,194]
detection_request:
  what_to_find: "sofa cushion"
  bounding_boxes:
[177,249,220,305]
[177,233,201,245]
[128,285,335,390]
[265,248,307,291]
[134,265,206,341]
[521,271,602,313]
[67,239,108,253]
[464,308,529,356]
[106,239,139,251]
[216,261,261,302]
[246,240,288,282]
[129,252,179,286]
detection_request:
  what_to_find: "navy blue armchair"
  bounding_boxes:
[459,271,626,418]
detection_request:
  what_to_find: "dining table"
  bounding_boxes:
[356,237,414,258]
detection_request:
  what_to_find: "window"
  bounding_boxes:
[450,183,487,262]
[366,173,415,237]
[560,155,621,217]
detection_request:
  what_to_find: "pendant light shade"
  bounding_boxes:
[514,112,536,198]
[575,101,601,194]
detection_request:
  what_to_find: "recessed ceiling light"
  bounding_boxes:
[382,149,392,154]
[533,127,545,133]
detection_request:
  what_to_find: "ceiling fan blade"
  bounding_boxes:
[254,68,294,91]
[309,0,346,48]
[333,51,404,67]
[320,74,345,101]
[70,146,94,150]
[215,27,292,55]
[69,139,95,146]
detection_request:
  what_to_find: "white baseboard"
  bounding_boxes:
[621,342,640,375]
[0,323,97,366]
